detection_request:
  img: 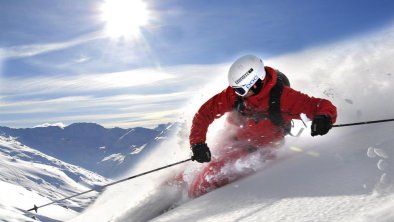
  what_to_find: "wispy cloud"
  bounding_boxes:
[1,108,181,129]
[0,63,227,128]
[0,32,104,60]
[0,93,192,114]
[0,68,176,97]
[2,25,394,129]
[0,63,228,98]
[74,55,91,63]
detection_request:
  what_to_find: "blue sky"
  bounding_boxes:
[1,0,394,128]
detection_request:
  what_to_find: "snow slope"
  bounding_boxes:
[0,136,109,222]
[150,123,394,222]
[71,25,394,222]
[72,120,394,222]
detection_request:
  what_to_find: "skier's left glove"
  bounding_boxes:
[311,115,332,136]
[191,143,211,163]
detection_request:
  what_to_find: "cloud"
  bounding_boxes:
[0,68,175,97]
[0,93,192,114]
[0,32,104,60]
[0,63,227,128]
[0,105,182,129]
[0,63,227,98]
[73,55,91,63]
[0,49,3,75]
[2,25,394,129]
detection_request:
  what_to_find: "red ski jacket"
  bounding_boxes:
[189,66,337,147]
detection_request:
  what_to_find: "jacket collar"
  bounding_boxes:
[247,66,277,101]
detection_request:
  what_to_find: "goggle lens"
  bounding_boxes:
[232,86,247,96]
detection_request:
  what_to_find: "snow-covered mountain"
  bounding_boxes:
[0,135,109,222]
[0,123,169,177]
[0,122,180,221]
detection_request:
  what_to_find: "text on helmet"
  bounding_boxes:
[245,75,259,89]
[235,68,254,84]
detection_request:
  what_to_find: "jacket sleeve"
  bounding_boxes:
[281,86,337,123]
[189,87,235,145]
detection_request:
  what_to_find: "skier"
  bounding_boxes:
[187,55,337,197]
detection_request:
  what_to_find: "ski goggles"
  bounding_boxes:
[232,77,264,96]
[232,85,250,96]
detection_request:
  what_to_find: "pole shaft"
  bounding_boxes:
[332,118,394,127]
[103,158,192,188]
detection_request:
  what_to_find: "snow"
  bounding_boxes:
[118,129,135,140]
[100,153,125,163]
[70,26,394,222]
[130,144,147,154]
[0,136,109,221]
[148,122,394,222]
[69,120,394,222]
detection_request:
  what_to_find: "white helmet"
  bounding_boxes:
[228,55,266,96]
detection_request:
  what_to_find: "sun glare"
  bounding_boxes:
[100,0,150,39]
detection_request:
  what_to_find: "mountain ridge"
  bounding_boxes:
[0,122,172,177]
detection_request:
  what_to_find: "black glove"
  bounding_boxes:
[311,115,332,136]
[191,143,211,163]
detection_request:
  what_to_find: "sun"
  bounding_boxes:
[99,0,150,39]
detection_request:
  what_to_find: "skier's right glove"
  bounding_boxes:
[311,115,332,136]
[191,143,211,163]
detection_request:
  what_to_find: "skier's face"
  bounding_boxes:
[243,81,262,98]
[243,89,255,98]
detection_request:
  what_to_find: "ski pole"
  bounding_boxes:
[101,158,192,188]
[27,158,192,213]
[332,118,394,128]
